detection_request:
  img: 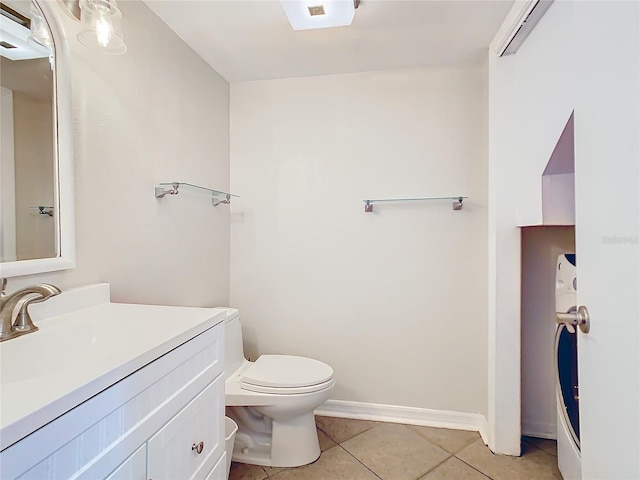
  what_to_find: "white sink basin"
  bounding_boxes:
[0,284,225,450]
[1,322,111,384]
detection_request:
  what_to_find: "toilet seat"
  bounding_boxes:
[240,354,334,395]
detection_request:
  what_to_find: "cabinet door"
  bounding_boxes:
[147,376,224,480]
[204,453,226,480]
[105,445,147,480]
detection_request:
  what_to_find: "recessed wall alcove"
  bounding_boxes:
[521,113,576,439]
[542,113,575,226]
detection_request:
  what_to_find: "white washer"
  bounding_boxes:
[555,254,581,479]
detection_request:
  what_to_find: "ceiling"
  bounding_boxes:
[144,0,514,83]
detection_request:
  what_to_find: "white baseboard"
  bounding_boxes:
[315,400,489,444]
[522,421,557,440]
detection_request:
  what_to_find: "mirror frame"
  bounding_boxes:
[1,0,75,277]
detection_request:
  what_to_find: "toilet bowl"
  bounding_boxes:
[222,308,335,468]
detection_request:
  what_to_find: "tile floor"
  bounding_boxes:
[229,416,562,480]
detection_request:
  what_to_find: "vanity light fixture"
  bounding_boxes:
[27,3,51,48]
[77,0,126,55]
[281,0,359,31]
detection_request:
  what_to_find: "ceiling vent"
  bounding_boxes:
[281,0,359,31]
[491,0,554,57]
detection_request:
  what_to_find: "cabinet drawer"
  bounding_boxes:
[105,445,146,480]
[205,453,226,480]
[148,376,224,480]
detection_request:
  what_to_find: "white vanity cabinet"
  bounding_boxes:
[105,446,146,480]
[1,321,226,480]
[147,377,224,480]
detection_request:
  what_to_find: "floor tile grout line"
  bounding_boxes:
[525,448,559,460]
[266,470,280,479]
[232,419,558,480]
[407,424,485,458]
[401,424,485,478]
[264,424,381,478]
[267,469,288,479]
[316,423,378,445]
[456,435,486,454]
[412,453,455,480]
[315,425,343,450]
[337,436,454,480]
[233,430,556,480]
[522,439,558,458]
[336,443,383,479]
[263,465,276,479]
[454,455,495,480]
[331,421,484,480]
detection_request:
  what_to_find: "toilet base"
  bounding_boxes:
[228,407,321,468]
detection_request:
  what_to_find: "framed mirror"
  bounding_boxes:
[0,0,75,277]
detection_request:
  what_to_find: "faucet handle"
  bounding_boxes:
[13,310,38,334]
[12,297,41,333]
[0,278,6,296]
[12,285,61,332]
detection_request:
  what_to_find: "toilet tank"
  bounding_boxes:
[223,308,245,379]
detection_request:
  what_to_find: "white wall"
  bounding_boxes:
[488,0,574,453]
[230,66,488,416]
[7,0,230,308]
[520,226,575,439]
[510,2,574,227]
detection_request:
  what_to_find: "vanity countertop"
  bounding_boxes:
[0,284,226,451]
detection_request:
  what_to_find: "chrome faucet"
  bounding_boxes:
[0,278,61,342]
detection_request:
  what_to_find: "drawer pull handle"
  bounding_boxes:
[192,441,205,454]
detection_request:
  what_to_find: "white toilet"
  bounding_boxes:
[223,308,335,468]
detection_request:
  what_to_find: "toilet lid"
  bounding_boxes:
[241,355,333,389]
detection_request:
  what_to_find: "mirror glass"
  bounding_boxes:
[0,0,74,276]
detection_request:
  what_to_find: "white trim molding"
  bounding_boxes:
[522,421,557,441]
[490,0,554,57]
[315,400,489,445]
